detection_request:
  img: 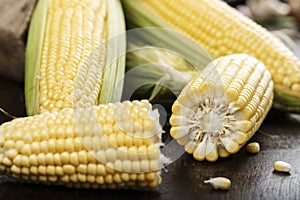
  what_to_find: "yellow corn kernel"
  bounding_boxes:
[246,142,260,154]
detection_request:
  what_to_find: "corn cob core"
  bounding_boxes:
[141,0,300,99]
[0,100,166,188]
[170,54,274,162]
[37,0,107,113]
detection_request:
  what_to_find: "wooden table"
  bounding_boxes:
[0,74,299,200]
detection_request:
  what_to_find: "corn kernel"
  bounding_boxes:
[246,142,260,154]
[204,177,231,190]
[273,161,291,173]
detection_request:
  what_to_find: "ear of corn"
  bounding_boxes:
[170,54,273,162]
[25,0,126,116]
[0,100,168,188]
[122,0,300,113]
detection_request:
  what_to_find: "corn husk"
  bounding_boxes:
[99,0,126,104]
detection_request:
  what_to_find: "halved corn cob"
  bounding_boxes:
[122,0,300,112]
[25,0,126,115]
[0,100,167,188]
[170,54,273,162]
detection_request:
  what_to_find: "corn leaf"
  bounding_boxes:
[99,0,126,104]
[25,0,50,116]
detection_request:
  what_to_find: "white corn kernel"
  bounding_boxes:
[204,177,231,190]
[273,161,291,173]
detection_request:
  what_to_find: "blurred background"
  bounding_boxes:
[225,0,300,27]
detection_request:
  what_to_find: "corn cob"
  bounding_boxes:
[122,0,300,112]
[0,100,167,188]
[25,0,126,115]
[170,54,273,162]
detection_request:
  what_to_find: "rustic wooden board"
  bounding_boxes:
[0,77,26,123]
[0,78,299,200]
[0,0,36,82]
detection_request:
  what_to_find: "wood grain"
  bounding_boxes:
[0,0,36,82]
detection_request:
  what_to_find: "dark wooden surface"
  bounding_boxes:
[0,75,300,200]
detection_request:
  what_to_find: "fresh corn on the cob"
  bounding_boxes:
[122,0,300,112]
[170,54,273,162]
[0,100,167,188]
[25,0,126,115]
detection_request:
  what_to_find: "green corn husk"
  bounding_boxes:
[99,0,126,104]
[25,0,48,116]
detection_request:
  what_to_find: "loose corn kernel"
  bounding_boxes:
[204,177,231,190]
[246,142,260,154]
[273,161,291,173]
